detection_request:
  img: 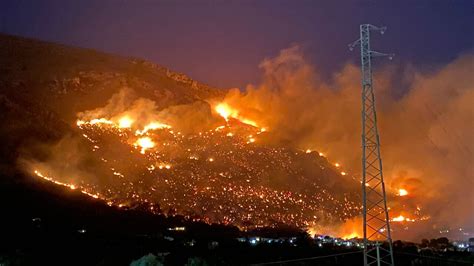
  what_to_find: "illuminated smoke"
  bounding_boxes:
[219,45,473,238]
[18,44,473,241]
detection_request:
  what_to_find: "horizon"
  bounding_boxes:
[1,0,472,89]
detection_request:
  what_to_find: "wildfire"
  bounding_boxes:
[89,118,114,125]
[391,215,415,222]
[215,103,237,121]
[118,116,133,128]
[135,137,155,154]
[214,102,259,128]
[136,122,171,135]
[342,232,360,239]
[397,188,408,196]
[33,170,100,200]
[67,100,434,234]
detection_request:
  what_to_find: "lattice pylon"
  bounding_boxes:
[349,24,395,266]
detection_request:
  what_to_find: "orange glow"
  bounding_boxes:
[240,118,258,127]
[135,137,155,154]
[214,102,259,128]
[118,116,133,128]
[33,170,99,199]
[397,188,408,196]
[136,122,171,135]
[342,232,360,239]
[89,118,114,125]
[215,103,237,121]
[334,163,340,167]
[391,215,415,222]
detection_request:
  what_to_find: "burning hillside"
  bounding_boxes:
[27,89,363,229]
[1,34,471,241]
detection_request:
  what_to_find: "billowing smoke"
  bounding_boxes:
[78,87,222,134]
[219,45,473,238]
[18,44,472,241]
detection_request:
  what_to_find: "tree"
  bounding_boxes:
[420,239,429,248]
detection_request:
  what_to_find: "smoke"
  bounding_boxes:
[220,45,474,238]
[18,134,112,187]
[18,44,472,240]
[78,87,222,134]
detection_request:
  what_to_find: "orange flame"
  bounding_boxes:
[118,116,133,128]
[214,102,259,128]
[397,188,408,196]
[135,137,155,154]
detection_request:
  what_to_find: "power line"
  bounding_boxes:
[394,251,473,265]
[250,250,363,265]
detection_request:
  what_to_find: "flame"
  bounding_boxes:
[135,137,155,154]
[89,118,114,125]
[391,215,415,222]
[214,102,259,128]
[240,118,258,127]
[136,122,171,135]
[397,188,408,196]
[215,103,237,121]
[33,170,100,199]
[341,232,360,239]
[310,217,363,240]
[118,116,133,128]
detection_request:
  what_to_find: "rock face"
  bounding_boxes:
[0,33,224,164]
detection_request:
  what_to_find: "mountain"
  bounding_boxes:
[0,33,222,162]
[0,33,361,231]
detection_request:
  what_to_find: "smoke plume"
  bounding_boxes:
[220,45,473,238]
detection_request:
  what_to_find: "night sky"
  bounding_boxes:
[0,0,472,88]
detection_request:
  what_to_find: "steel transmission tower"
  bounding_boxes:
[349,24,395,266]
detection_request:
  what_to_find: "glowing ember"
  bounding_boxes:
[397,188,408,196]
[118,116,133,128]
[340,171,347,176]
[334,163,340,167]
[135,137,155,154]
